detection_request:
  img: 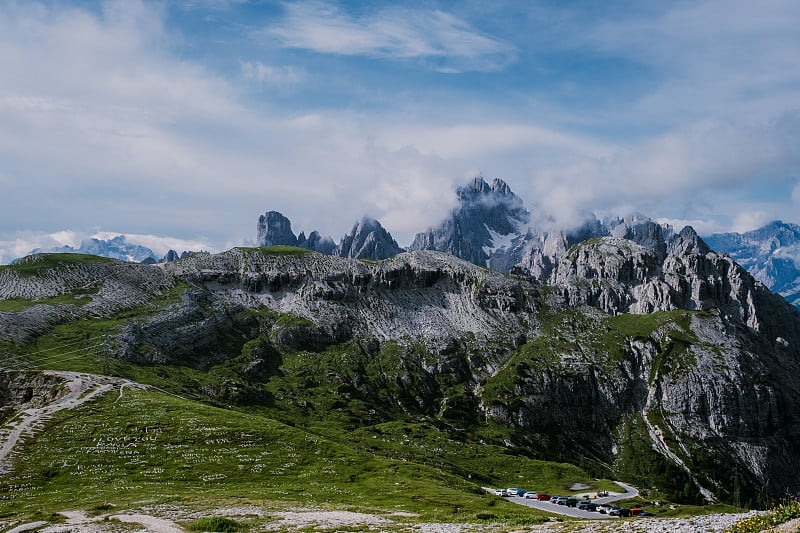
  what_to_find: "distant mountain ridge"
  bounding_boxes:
[705,221,800,308]
[28,235,195,265]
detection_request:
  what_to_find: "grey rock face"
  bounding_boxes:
[297,230,336,255]
[162,249,180,262]
[705,220,800,309]
[256,211,298,247]
[255,211,401,259]
[409,177,530,268]
[547,225,790,332]
[336,217,403,260]
[0,371,65,409]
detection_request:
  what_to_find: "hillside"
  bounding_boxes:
[1,241,800,527]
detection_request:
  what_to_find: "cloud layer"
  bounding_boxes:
[0,0,799,263]
[264,1,517,72]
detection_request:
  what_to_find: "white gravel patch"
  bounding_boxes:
[527,510,765,533]
[261,510,393,530]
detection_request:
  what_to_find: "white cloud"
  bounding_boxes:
[382,123,608,161]
[512,115,800,231]
[241,61,306,86]
[656,218,726,237]
[181,0,247,10]
[580,0,800,122]
[264,1,517,72]
[731,211,774,234]
[1,0,798,261]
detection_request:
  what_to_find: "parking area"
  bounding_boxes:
[486,482,640,520]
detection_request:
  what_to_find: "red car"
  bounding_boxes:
[536,493,551,501]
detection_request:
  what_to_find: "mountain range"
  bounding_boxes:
[258,177,800,311]
[2,222,799,510]
[706,221,800,309]
[3,178,800,524]
[20,178,800,313]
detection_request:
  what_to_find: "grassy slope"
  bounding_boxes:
[0,387,549,525]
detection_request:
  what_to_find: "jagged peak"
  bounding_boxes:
[337,216,402,260]
[490,178,512,194]
[256,210,297,247]
[459,176,517,198]
[669,225,711,256]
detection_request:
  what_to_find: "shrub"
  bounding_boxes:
[188,517,245,532]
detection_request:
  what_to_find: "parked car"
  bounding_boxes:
[578,501,598,512]
[629,507,642,516]
[609,507,631,517]
[536,493,551,501]
[494,489,509,497]
[524,491,538,499]
[506,488,520,496]
[516,489,527,497]
[597,504,615,514]
[552,496,569,505]
[566,498,579,507]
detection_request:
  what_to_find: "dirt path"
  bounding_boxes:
[110,514,185,533]
[0,371,141,474]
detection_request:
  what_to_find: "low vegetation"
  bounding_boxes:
[188,516,246,532]
[727,495,800,532]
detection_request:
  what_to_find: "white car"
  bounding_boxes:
[506,488,520,496]
[524,491,538,499]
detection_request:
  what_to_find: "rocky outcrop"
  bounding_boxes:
[0,371,66,409]
[336,217,403,260]
[256,211,298,247]
[162,248,534,346]
[297,230,336,255]
[548,226,795,332]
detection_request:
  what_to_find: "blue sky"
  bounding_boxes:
[1,0,799,261]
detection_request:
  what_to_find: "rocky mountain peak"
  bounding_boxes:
[336,217,403,260]
[410,176,529,268]
[298,230,336,255]
[256,211,297,247]
[668,225,711,256]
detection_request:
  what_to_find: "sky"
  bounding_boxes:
[1,0,800,262]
